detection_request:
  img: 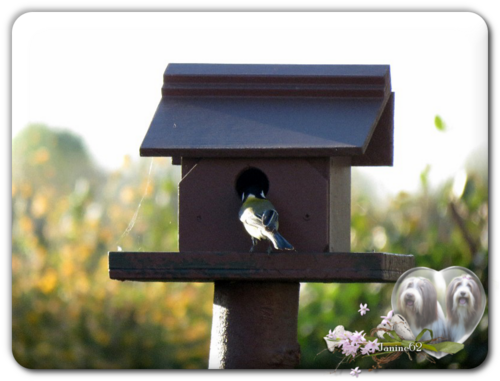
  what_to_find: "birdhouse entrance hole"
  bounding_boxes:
[235,167,270,199]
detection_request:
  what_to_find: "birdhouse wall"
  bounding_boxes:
[178,158,335,253]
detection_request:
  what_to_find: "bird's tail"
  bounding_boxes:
[267,232,294,251]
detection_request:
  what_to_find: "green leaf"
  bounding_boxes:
[420,164,431,189]
[431,342,465,354]
[415,328,433,342]
[363,351,389,358]
[421,343,438,352]
[401,340,413,348]
[383,333,399,342]
[435,115,446,131]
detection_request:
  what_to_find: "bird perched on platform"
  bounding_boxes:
[239,186,294,253]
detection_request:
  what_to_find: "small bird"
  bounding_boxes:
[239,186,294,253]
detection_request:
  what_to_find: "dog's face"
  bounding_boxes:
[399,278,423,313]
[397,277,438,327]
[447,276,480,320]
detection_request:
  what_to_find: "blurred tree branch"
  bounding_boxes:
[448,200,478,260]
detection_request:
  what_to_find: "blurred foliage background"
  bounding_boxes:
[12,123,488,369]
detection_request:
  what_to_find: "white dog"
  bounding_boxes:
[397,277,447,342]
[446,275,482,342]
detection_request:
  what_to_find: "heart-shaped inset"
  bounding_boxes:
[391,266,486,359]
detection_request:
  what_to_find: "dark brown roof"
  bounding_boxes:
[140,64,394,166]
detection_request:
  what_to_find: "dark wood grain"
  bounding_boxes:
[109,251,414,283]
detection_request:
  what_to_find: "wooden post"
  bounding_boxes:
[208,282,300,369]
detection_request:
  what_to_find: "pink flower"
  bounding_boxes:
[341,342,358,358]
[325,329,336,340]
[380,310,394,326]
[360,345,372,355]
[338,331,353,347]
[350,330,367,345]
[364,339,381,354]
[350,367,361,378]
[358,303,370,316]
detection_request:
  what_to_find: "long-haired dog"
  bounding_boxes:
[446,275,482,342]
[397,277,447,342]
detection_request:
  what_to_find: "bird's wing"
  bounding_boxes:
[262,209,279,232]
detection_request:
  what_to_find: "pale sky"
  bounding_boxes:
[12,12,488,197]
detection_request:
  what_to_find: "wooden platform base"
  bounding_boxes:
[108,251,414,283]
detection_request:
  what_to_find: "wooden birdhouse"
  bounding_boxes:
[109,64,414,369]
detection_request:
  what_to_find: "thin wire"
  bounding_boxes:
[115,158,154,249]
